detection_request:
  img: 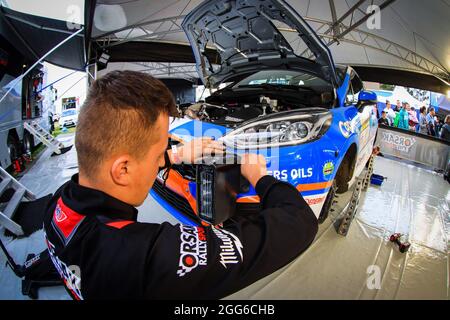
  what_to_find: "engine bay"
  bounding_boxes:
[180,90,334,128]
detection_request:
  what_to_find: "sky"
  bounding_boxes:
[1,0,84,22]
[44,63,87,114]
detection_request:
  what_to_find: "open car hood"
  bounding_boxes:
[182,0,339,88]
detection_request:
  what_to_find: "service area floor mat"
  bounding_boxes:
[0,143,448,300]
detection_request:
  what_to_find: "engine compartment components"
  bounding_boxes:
[180,93,307,128]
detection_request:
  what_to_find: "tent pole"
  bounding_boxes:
[57,75,87,99]
[37,69,79,93]
[0,27,84,105]
[86,63,97,86]
[330,0,397,44]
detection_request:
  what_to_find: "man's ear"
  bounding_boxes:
[110,155,131,186]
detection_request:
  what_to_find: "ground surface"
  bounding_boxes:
[0,135,448,300]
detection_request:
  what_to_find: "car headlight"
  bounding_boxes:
[221,109,332,149]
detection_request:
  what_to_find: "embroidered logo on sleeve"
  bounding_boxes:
[54,204,67,222]
[212,228,244,268]
[177,225,208,277]
[52,198,85,246]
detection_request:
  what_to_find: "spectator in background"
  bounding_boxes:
[426,107,436,136]
[406,104,418,131]
[48,110,55,134]
[411,107,417,131]
[383,100,396,126]
[395,100,402,112]
[372,104,380,119]
[418,106,428,135]
[378,111,390,126]
[435,117,443,137]
[396,102,409,130]
[440,115,450,141]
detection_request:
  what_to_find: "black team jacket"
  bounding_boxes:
[43,174,318,299]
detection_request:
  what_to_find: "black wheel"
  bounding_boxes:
[23,131,35,154]
[318,180,336,224]
[7,135,20,163]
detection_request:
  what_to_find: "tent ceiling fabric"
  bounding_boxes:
[98,61,200,82]
[0,6,85,71]
[2,1,448,92]
[91,0,450,92]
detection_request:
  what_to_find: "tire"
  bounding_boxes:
[23,131,35,154]
[7,135,20,163]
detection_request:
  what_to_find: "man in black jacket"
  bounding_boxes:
[43,70,318,300]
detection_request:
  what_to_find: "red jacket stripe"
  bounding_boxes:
[106,221,134,229]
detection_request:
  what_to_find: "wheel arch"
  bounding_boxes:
[335,142,358,193]
[7,128,20,143]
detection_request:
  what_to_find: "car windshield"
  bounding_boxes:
[234,70,332,90]
[62,109,76,117]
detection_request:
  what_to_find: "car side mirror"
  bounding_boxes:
[357,90,377,110]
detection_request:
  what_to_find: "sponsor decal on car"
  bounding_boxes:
[381,132,416,153]
[268,168,313,181]
[212,227,243,268]
[305,196,325,206]
[339,121,352,138]
[177,225,208,277]
[350,116,363,135]
[322,161,335,180]
[361,118,370,132]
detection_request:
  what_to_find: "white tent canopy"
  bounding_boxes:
[89,0,450,85]
[2,0,449,90]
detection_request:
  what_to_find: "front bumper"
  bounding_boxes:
[151,169,261,226]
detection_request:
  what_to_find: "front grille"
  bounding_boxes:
[151,179,200,223]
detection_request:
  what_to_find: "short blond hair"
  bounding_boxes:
[75,71,178,179]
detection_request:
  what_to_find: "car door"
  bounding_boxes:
[346,69,377,177]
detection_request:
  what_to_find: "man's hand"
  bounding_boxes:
[169,137,225,164]
[240,154,268,187]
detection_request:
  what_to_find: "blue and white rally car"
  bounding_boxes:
[151,0,378,225]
